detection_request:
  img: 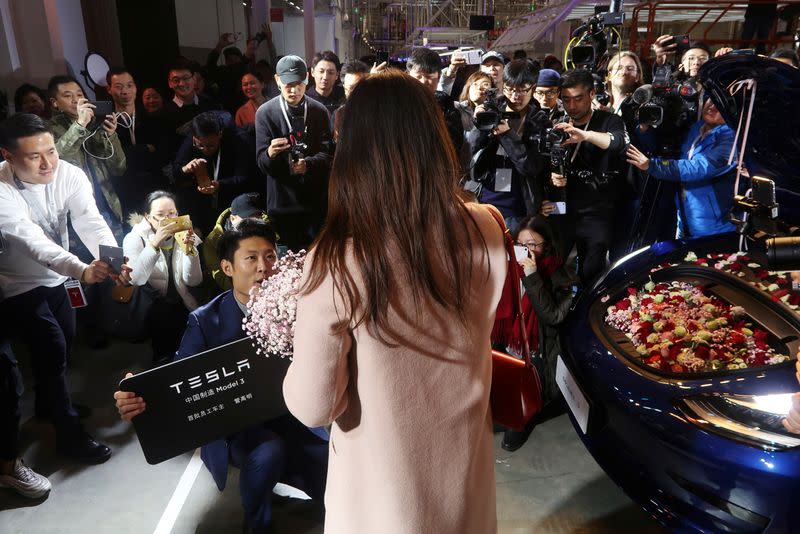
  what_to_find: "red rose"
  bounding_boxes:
[729,331,746,345]
[615,299,631,310]
[754,269,770,279]
[755,340,769,351]
[753,329,769,341]
[670,295,685,304]
[655,283,669,291]
[641,297,653,306]
[695,345,710,359]
[729,262,743,272]
[773,289,789,299]
[627,287,638,296]
[687,322,699,332]
[669,344,682,358]
[696,258,708,265]
[645,354,661,366]
[790,294,800,306]
[777,277,790,286]
[671,364,685,373]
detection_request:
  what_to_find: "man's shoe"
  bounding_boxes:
[57,432,112,464]
[0,458,51,498]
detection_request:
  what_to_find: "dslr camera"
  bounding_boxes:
[474,88,517,132]
[289,134,308,163]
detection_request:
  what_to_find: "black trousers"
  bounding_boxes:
[148,297,190,364]
[556,207,613,286]
[0,284,81,443]
[0,339,22,460]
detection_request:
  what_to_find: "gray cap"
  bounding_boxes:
[481,51,506,65]
[276,55,308,84]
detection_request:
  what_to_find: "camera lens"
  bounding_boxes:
[767,236,800,271]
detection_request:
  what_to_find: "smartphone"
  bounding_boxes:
[513,245,529,262]
[553,201,567,215]
[89,100,114,119]
[464,49,482,65]
[160,215,193,232]
[672,34,691,55]
[99,244,124,273]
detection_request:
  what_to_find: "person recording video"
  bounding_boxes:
[465,60,546,234]
[255,55,333,252]
[546,69,627,285]
[625,97,736,239]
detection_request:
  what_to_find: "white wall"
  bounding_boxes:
[175,0,248,53]
[272,14,337,60]
[55,0,88,82]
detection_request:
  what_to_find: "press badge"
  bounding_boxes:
[64,279,87,308]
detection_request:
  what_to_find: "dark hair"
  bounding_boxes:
[13,84,46,112]
[106,66,134,87]
[560,69,594,92]
[241,69,265,83]
[513,215,560,261]
[217,219,278,262]
[0,113,51,150]
[47,75,84,99]
[143,190,178,214]
[771,48,799,68]
[406,48,443,75]
[191,111,223,137]
[503,59,538,88]
[513,49,527,60]
[167,59,196,77]
[542,55,564,74]
[304,70,485,343]
[682,42,711,60]
[341,60,370,77]
[311,50,342,71]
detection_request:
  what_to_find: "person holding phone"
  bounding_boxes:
[123,190,202,365]
[46,75,126,239]
[502,216,575,452]
[0,113,132,473]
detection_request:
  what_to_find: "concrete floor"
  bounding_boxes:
[0,337,666,533]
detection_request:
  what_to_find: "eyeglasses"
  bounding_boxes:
[534,89,558,97]
[612,65,638,73]
[503,85,532,96]
[684,55,709,63]
[170,75,193,83]
[518,241,545,251]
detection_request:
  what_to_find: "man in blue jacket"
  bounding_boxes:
[114,219,327,533]
[626,98,736,238]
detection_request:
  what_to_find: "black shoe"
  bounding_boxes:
[501,425,534,452]
[57,431,112,464]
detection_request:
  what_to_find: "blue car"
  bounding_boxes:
[558,54,800,533]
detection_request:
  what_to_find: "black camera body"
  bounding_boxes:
[474,88,517,132]
[289,139,308,163]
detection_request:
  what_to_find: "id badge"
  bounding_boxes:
[495,168,512,193]
[64,279,87,308]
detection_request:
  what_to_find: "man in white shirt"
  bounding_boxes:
[0,114,131,498]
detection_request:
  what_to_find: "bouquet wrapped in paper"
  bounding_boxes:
[243,250,306,358]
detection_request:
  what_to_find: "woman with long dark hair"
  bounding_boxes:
[501,215,575,451]
[283,70,507,533]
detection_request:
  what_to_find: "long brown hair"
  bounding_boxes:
[303,70,485,343]
[458,71,493,106]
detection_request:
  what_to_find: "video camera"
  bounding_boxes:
[733,176,800,271]
[473,88,517,132]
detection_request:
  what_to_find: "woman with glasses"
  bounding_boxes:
[123,190,202,365]
[502,215,576,452]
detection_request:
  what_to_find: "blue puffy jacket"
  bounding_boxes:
[648,121,737,238]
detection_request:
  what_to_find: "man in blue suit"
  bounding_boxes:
[115,219,327,533]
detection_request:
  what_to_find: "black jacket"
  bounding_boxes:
[522,266,575,403]
[465,101,548,216]
[255,96,333,216]
[435,90,465,153]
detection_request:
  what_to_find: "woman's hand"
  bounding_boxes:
[150,220,178,248]
[626,144,651,171]
[519,255,537,276]
[540,201,557,217]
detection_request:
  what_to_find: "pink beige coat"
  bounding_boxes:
[284,203,507,534]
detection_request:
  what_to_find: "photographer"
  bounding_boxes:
[465,60,546,233]
[173,112,256,235]
[255,55,333,252]
[548,69,627,285]
[652,36,711,86]
[626,98,736,239]
[533,69,566,124]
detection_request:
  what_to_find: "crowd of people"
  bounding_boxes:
[0,24,799,532]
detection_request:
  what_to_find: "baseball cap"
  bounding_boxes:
[481,51,506,65]
[231,193,266,218]
[276,55,308,84]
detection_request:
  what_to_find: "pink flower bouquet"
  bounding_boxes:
[243,250,306,358]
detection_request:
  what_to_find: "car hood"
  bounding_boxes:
[698,52,800,194]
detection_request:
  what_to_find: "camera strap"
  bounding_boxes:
[569,110,594,164]
[279,97,307,138]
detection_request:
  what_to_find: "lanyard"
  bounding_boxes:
[687,130,704,160]
[213,146,221,182]
[129,112,136,146]
[14,174,65,247]
[569,110,594,164]
[279,97,307,135]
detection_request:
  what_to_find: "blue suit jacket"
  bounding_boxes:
[175,290,247,491]
[175,290,328,491]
